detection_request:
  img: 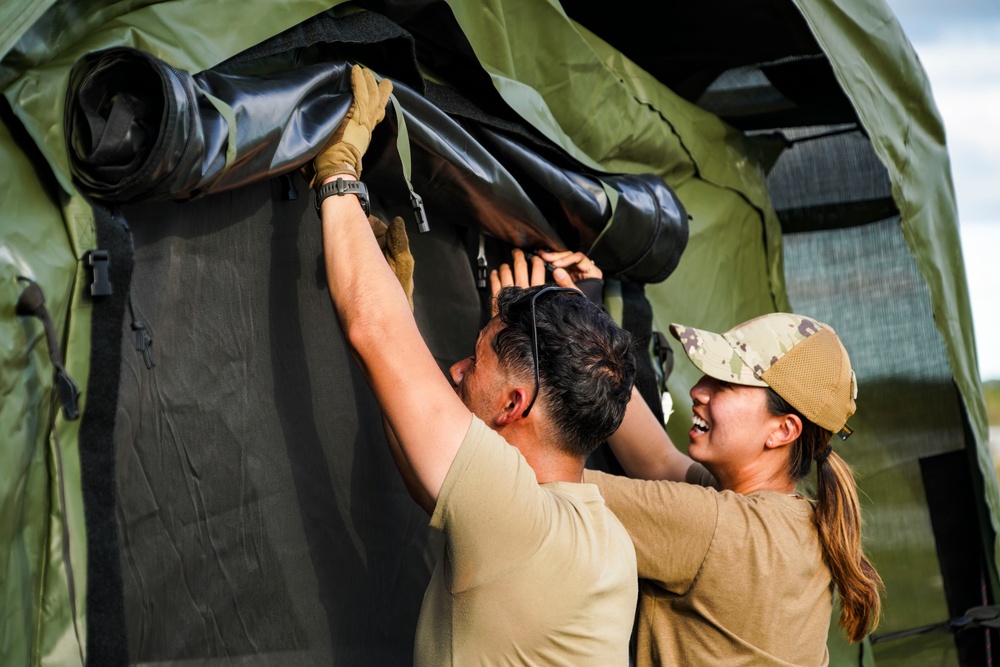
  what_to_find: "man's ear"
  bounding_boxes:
[766,413,803,450]
[496,386,531,426]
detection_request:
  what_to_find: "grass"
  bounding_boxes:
[985,380,1000,425]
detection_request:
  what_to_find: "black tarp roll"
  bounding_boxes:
[65,48,356,202]
[65,38,687,283]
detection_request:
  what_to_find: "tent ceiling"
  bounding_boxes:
[562,0,860,129]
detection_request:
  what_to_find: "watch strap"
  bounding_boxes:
[315,179,370,216]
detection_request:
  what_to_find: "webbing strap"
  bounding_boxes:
[196,87,238,196]
[15,277,80,420]
[384,84,429,233]
[604,278,624,327]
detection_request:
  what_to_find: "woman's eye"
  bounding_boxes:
[718,380,732,389]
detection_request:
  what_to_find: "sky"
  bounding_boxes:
[882,0,1000,381]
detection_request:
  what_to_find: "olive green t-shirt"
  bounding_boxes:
[414,417,638,666]
[586,468,832,667]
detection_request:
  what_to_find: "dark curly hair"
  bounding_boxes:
[492,285,636,458]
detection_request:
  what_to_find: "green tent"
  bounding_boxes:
[2,1,994,665]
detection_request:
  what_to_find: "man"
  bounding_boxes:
[315,65,638,665]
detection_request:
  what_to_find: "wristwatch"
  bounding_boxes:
[315,179,370,216]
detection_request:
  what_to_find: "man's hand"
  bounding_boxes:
[489,249,545,316]
[311,64,393,186]
[369,214,415,311]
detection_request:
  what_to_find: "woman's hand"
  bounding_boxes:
[537,250,603,283]
[489,249,543,316]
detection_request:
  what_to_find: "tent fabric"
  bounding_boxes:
[3,3,350,665]
[1,0,995,665]
[788,0,996,569]
[1,101,89,667]
[77,203,133,666]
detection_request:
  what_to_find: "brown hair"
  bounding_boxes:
[769,388,884,642]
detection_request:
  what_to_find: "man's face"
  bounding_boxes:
[449,318,508,422]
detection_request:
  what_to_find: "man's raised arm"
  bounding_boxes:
[317,66,471,509]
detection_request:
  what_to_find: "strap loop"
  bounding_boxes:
[16,277,80,420]
[384,81,430,233]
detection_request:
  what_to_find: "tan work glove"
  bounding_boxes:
[311,64,393,186]
[369,214,415,311]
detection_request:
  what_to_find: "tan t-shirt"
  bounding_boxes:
[414,417,638,666]
[586,468,832,667]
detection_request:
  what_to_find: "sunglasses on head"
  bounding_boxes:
[513,286,584,418]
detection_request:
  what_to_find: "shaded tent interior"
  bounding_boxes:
[1,1,995,666]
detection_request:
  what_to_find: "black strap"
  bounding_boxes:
[651,330,674,395]
[16,277,80,420]
[77,202,134,666]
[870,605,1000,645]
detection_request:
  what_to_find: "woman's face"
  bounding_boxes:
[687,374,776,473]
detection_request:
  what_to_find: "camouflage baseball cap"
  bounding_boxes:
[670,313,857,437]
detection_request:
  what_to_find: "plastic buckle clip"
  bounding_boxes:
[410,192,430,233]
[84,249,113,297]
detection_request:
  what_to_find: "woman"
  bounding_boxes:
[493,249,883,666]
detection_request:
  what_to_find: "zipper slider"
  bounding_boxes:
[127,294,155,369]
[476,233,488,289]
[132,320,155,369]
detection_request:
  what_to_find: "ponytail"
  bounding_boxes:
[814,449,883,641]
[768,389,884,641]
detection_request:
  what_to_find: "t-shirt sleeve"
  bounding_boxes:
[430,416,548,592]
[685,461,720,489]
[585,469,719,594]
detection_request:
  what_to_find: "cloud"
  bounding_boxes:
[909,24,1000,223]
[960,222,1000,380]
[885,0,999,41]
[884,1,1000,381]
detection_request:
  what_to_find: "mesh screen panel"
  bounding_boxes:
[765,125,896,233]
[693,56,860,131]
[783,217,966,664]
[699,62,798,118]
[113,175,482,665]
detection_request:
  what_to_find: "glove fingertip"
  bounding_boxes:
[349,63,363,88]
[378,77,394,101]
[388,217,410,246]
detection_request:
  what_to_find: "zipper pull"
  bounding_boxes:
[132,320,155,369]
[16,277,81,420]
[128,294,155,369]
[476,233,488,289]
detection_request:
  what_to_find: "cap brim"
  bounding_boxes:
[669,323,767,387]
